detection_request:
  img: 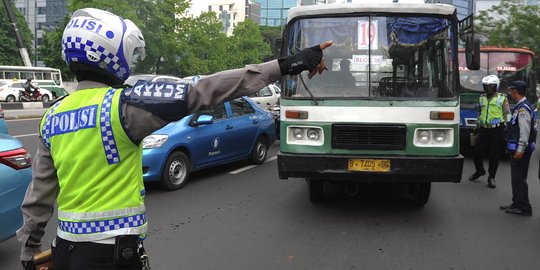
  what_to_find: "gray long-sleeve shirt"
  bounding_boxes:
[514,97,532,153]
[17,60,281,261]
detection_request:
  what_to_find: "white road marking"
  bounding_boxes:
[13,133,39,138]
[229,155,277,174]
[6,118,41,122]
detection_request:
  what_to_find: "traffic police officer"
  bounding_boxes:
[469,75,510,188]
[17,8,332,270]
[500,80,536,216]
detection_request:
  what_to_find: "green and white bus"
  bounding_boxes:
[277,2,479,205]
[0,65,69,98]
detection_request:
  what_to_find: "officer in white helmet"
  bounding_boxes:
[17,8,332,270]
[469,74,510,188]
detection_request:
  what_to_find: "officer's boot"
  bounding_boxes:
[487,177,496,189]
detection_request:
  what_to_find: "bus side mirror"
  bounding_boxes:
[465,36,480,70]
[274,38,283,58]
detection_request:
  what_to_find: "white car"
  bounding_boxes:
[247,84,281,110]
[0,81,53,102]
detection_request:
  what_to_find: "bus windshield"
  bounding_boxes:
[282,15,457,100]
[459,49,535,93]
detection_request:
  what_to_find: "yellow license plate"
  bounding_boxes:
[348,159,391,172]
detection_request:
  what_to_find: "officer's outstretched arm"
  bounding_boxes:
[186,41,333,114]
[121,41,333,136]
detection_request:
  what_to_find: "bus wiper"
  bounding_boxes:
[298,73,319,105]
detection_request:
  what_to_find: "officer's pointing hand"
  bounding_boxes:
[279,41,334,79]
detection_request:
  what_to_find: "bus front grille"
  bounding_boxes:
[332,124,406,150]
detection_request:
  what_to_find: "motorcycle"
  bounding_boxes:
[19,88,43,102]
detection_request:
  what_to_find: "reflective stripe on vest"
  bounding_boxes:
[100,89,120,164]
[40,87,146,242]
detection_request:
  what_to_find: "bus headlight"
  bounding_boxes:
[292,128,304,140]
[433,130,447,143]
[307,129,319,140]
[414,128,453,147]
[287,126,323,146]
[418,130,431,143]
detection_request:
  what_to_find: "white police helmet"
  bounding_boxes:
[481,75,500,88]
[62,8,146,82]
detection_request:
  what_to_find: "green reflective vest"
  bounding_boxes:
[478,93,507,127]
[40,87,146,242]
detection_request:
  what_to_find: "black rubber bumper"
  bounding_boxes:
[277,153,463,183]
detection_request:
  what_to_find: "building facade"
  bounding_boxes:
[186,0,261,36]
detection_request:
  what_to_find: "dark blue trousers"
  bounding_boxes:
[510,152,532,212]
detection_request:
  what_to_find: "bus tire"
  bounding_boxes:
[407,182,431,207]
[307,179,324,202]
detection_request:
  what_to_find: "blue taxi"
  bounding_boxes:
[0,109,32,242]
[142,97,276,190]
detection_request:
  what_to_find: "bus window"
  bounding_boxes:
[21,72,33,80]
[5,71,19,80]
[34,72,43,80]
[52,73,60,85]
[43,72,52,80]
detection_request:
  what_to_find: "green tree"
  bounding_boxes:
[0,0,34,66]
[229,20,272,67]
[38,17,74,80]
[175,12,229,77]
[259,25,282,60]
[476,0,540,57]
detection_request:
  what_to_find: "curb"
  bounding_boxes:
[4,114,44,120]
[1,102,52,110]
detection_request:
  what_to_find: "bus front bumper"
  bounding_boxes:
[277,153,463,183]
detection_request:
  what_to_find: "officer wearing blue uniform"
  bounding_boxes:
[500,80,536,216]
[17,8,333,270]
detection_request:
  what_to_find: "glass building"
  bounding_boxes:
[257,0,297,26]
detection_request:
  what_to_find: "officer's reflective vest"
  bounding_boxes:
[40,87,146,242]
[506,99,536,153]
[478,93,506,127]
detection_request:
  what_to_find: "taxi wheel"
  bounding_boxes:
[161,151,191,191]
[249,136,268,165]
[6,95,16,102]
[407,182,431,207]
[307,179,324,202]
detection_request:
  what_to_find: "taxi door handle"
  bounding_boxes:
[226,125,233,130]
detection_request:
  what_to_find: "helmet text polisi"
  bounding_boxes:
[66,19,103,35]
